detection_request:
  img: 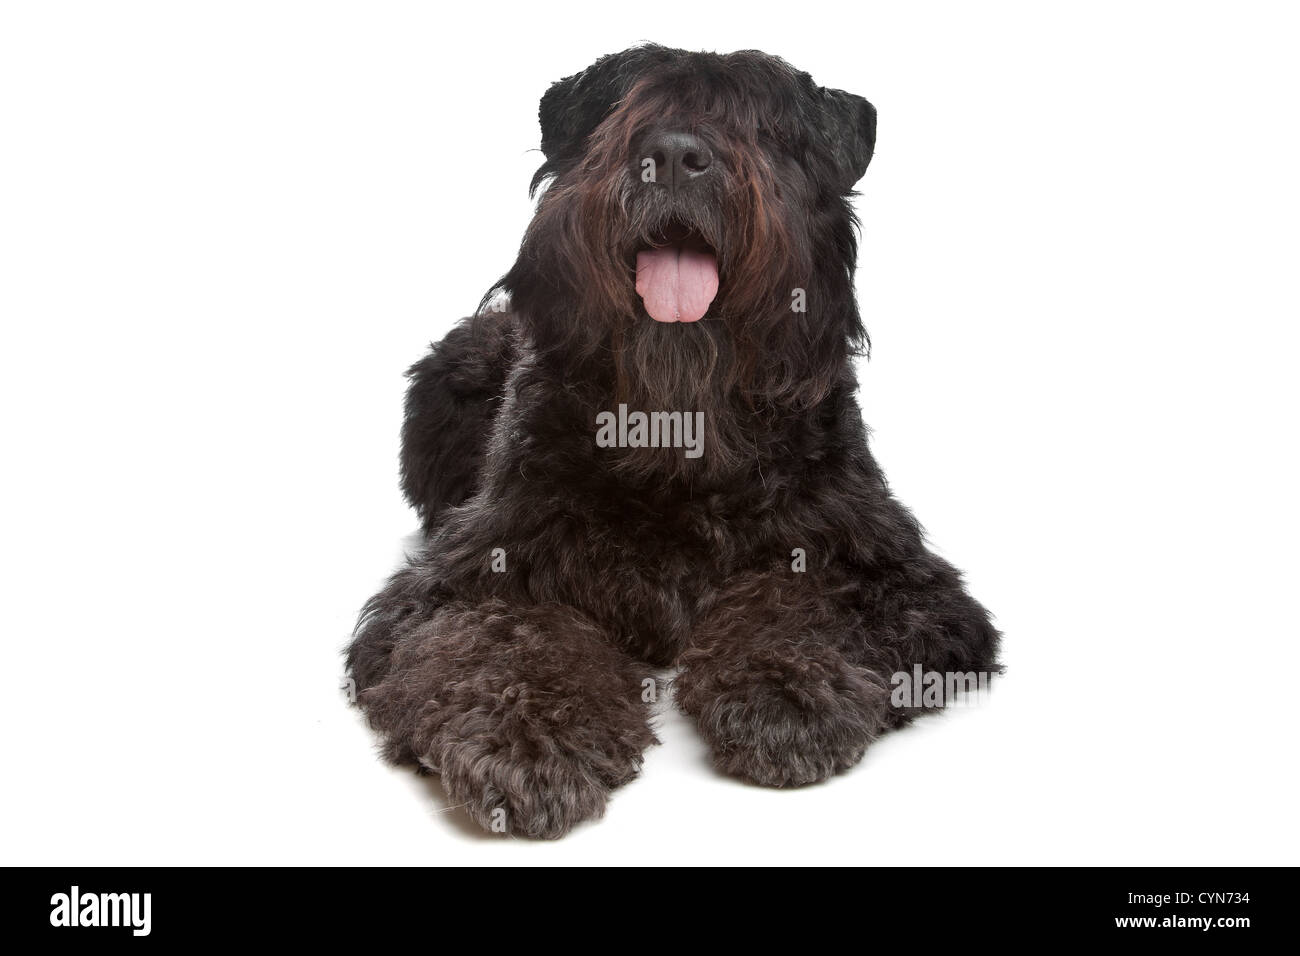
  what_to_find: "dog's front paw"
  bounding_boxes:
[427,736,619,839]
[414,669,656,838]
[362,601,657,838]
[677,642,889,787]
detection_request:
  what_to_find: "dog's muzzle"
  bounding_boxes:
[634,130,720,323]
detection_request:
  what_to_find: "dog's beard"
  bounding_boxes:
[607,319,750,485]
[615,319,726,409]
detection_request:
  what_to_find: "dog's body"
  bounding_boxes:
[347,45,1000,838]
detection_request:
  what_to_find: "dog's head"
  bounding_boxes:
[496,45,875,411]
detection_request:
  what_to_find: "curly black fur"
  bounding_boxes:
[347,44,1000,838]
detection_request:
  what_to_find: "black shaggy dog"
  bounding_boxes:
[347,44,1000,838]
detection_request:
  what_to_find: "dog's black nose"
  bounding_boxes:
[641,131,713,190]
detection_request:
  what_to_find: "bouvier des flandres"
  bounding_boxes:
[347,44,1000,838]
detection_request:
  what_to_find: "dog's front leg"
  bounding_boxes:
[351,591,657,839]
[675,544,1000,786]
[675,571,893,787]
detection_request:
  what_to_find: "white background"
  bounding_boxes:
[2,1,1297,866]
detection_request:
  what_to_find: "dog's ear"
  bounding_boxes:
[820,88,877,191]
[537,70,594,161]
[539,45,678,162]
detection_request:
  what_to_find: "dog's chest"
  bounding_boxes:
[551,494,769,664]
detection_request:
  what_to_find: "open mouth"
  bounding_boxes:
[634,219,719,323]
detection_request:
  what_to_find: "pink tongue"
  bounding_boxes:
[635,246,718,323]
